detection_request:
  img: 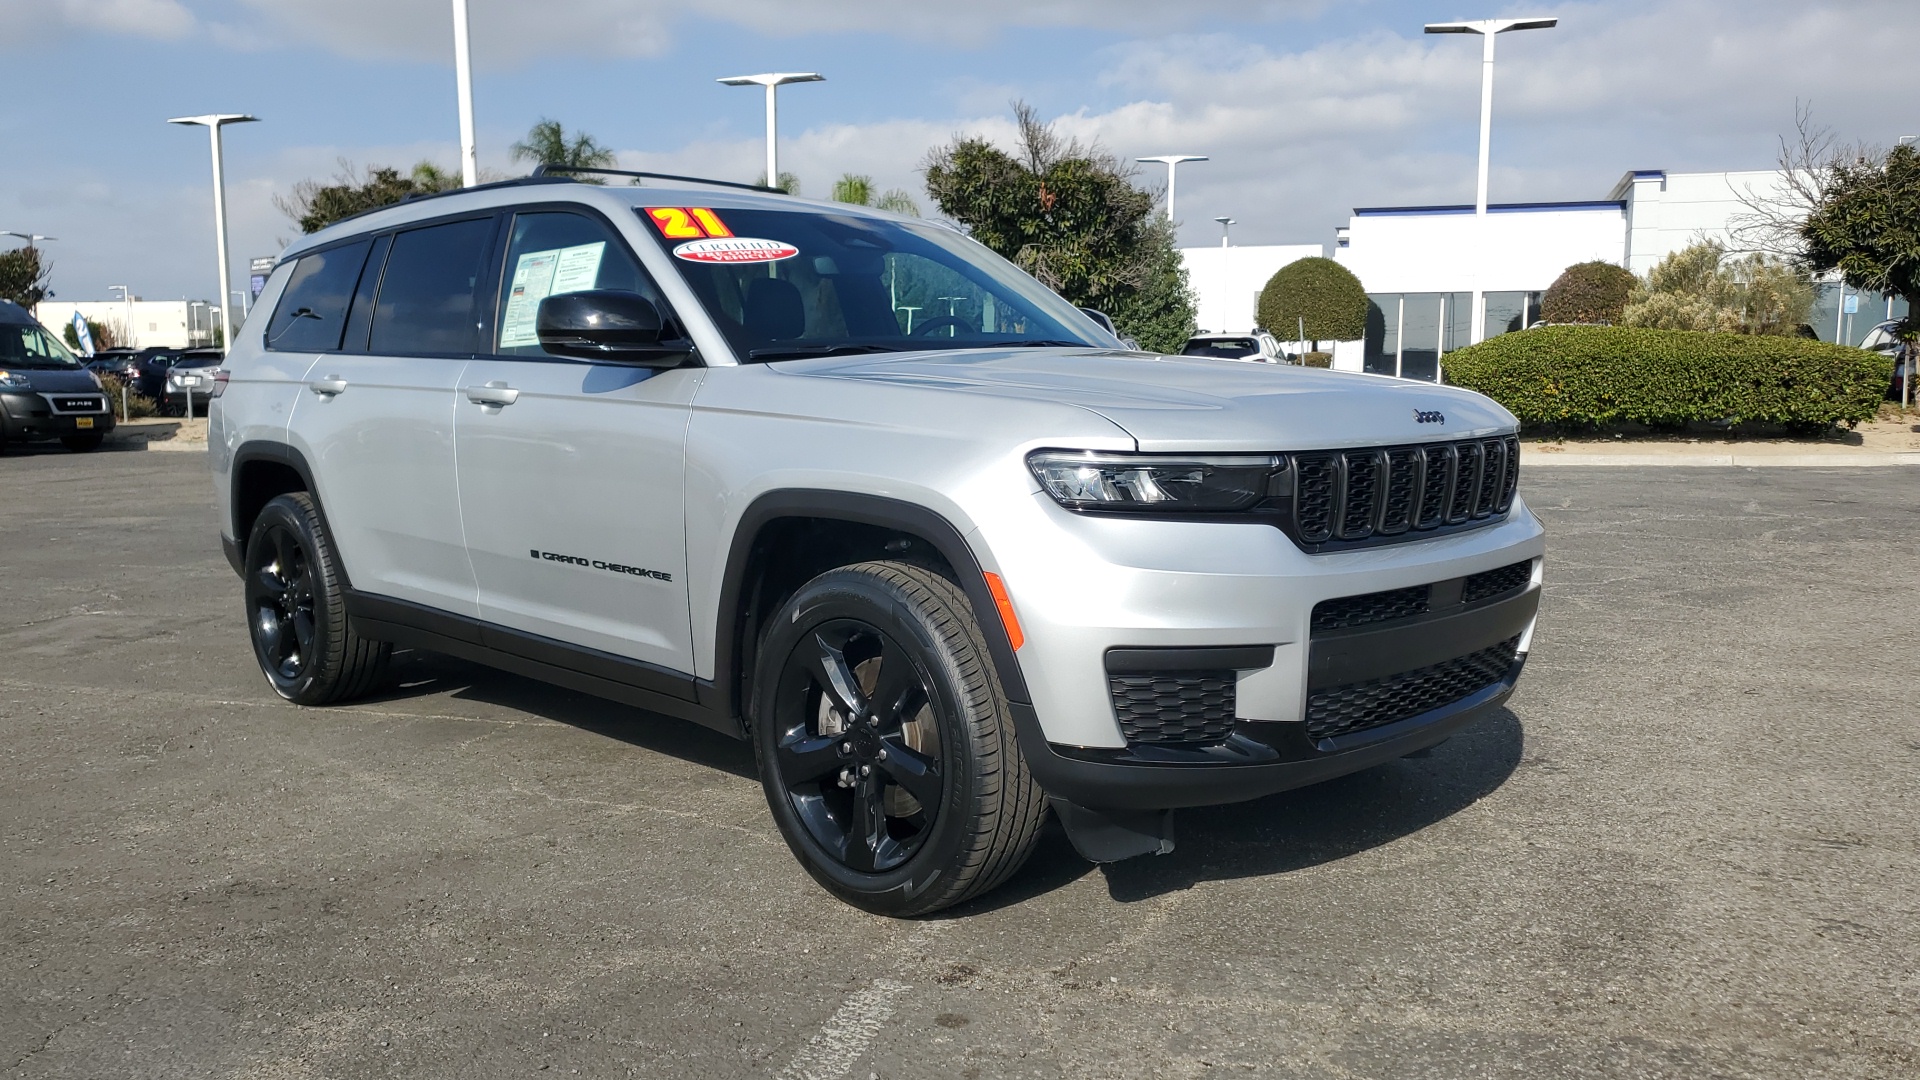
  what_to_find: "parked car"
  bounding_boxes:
[1180,332,1290,363]
[213,171,1544,916]
[162,349,226,415]
[0,299,116,451]
[1859,320,1914,399]
[132,348,190,402]
[86,348,143,382]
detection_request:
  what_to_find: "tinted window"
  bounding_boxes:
[1182,338,1259,359]
[494,211,660,357]
[265,240,370,352]
[370,218,494,355]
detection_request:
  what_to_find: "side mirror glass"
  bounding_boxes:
[537,290,691,367]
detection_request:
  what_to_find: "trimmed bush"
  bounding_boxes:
[1257,257,1366,346]
[1301,351,1334,368]
[1442,325,1892,428]
[1540,260,1636,324]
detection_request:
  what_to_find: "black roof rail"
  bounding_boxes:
[307,174,578,233]
[530,163,786,194]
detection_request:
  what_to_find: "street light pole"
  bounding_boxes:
[109,284,132,347]
[168,114,258,357]
[1137,155,1208,223]
[1425,17,1557,344]
[451,0,478,187]
[1,231,56,253]
[717,73,824,188]
[1214,216,1235,248]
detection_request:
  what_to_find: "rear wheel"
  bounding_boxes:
[751,561,1046,916]
[62,433,104,452]
[243,493,390,705]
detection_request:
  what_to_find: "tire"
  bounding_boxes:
[243,492,390,705]
[62,433,104,452]
[751,560,1047,917]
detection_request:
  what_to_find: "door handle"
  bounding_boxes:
[309,376,348,396]
[464,381,519,407]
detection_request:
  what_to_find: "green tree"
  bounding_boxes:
[1256,257,1366,348]
[275,159,463,234]
[832,173,921,216]
[1621,241,1815,336]
[510,118,616,181]
[756,171,802,194]
[923,102,1195,352]
[1801,141,1919,336]
[0,245,52,307]
[1541,260,1637,324]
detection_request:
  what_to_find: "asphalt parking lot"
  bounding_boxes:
[3,448,1917,1079]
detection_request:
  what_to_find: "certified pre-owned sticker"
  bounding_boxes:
[672,237,799,264]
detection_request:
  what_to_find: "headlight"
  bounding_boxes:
[0,370,30,389]
[1027,450,1283,512]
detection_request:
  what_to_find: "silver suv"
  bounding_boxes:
[212,171,1545,915]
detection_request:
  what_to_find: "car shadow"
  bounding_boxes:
[371,648,758,781]
[946,708,1526,914]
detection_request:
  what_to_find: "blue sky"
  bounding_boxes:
[5,0,1914,307]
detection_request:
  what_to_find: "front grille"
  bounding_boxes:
[51,395,105,412]
[1463,560,1533,604]
[1311,585,1429,632]
[1279,436,1519,553]
[1306,635,1521,742]
[1109,671,1236,746]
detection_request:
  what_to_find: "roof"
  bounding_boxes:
[1351,199,1626,217]
[0,299,40,327]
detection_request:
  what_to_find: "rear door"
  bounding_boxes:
[453,206,701,679]
[289,214,498,617]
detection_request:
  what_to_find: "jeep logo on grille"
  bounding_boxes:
[1413,409,1446,424]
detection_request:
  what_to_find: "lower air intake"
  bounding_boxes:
[1305,636,1521,742]
[1109,671,1237,746]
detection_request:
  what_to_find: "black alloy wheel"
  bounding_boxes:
[752,561,1047,917]
[771,618,946,875]
[243,493,390,705]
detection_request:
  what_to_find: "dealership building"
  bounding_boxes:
[1182,167,1907,380]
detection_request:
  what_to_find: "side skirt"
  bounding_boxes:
[344,590,742,739]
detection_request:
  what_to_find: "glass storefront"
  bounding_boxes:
[1363,292,1474,381]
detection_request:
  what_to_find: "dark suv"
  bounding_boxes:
[0,300,115,451]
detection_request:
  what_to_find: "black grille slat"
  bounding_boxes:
[1497,436,1521,511]
[1311,585,1430,632]
[1305,636,1521,741]
[1416,445,1452,529]
[1379,450,1420,534]
[1109,672,1237,746]
[1473,439,1503,517]
[1294,455,1336,543]
[1463,560,1533,604]
[1338,452,1380,539]
[1448,442,1481,524]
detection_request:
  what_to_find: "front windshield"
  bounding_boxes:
[0,324,82,369]
[637,205,1112,360]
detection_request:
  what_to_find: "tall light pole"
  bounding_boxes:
[1214,216,1235,248]
[1,231,56,252]
[1425,17,1556,344]
[1137,155,1208,223]
[451,0,478,187]
[717,72,824,189]
[168,114,258,356]
[109,284,133,347]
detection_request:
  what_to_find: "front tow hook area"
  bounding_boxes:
[1051,799,1176,862]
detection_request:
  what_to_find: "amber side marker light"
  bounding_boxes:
[982,572,1024,651]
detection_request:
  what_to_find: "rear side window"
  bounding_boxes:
[369,218,495,355]
[265,240,371,352]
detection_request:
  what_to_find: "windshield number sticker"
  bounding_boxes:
[648,206,734,239]
[672,237,800,264]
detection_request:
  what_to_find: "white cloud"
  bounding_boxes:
[0,0,195,39]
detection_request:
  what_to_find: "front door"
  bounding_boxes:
[454,208,701,679]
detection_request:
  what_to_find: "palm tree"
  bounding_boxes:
[832,172,920,216]
[510,119,616,180]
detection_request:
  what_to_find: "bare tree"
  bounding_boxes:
[1727,103,1878,263]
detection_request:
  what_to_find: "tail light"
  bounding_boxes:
[210,370,230,398]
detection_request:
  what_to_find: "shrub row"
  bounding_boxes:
[1442,325,1892,428]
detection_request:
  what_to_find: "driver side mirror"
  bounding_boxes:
[1079,307,1118,336]
[537,290,691,367]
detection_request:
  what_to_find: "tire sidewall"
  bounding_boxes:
[751,568,985,914]
[244,496,338,704]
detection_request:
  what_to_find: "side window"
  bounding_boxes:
[265,239,371,352]
[369,217,495,356]
[494,211,661,357]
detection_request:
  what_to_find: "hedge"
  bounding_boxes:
[1442,325,1892,428]
[1257,257,1367,344]
[1540,260,1636,324]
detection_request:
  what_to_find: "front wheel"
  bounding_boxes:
[243,493,390,705]
[751,561,1046,917]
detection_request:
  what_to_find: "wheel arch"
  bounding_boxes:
[229,441,333,581]
[710,490,1032,732]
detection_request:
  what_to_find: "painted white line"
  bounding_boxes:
[776,978,911,1080]
[1525,452,1920,467]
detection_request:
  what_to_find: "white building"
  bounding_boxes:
[33,298,220,350]
[1331,168,1907,381]
[1178,243,1324,335]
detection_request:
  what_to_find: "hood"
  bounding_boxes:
[1,368,101,393]
[777,348,1515,452]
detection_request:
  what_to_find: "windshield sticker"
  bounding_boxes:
[647,206,733,239]
[672,237,799,264]
[499,241,607,348]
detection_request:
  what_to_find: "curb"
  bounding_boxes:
[1525,452,1920,467]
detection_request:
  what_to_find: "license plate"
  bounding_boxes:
[75,417,94,429]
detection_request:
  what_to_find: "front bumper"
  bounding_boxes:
[0,391,116,440]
